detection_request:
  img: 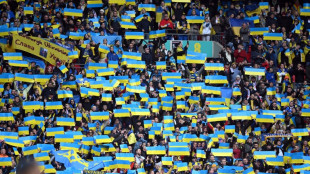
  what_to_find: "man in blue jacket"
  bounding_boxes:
[107,46,119,61]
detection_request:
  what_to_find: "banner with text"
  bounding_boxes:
[12,34,70,65]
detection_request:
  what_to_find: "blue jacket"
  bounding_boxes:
[266,72,276,84]
[107,51,119,61]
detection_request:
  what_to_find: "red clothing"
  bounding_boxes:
[233,148,241,159]
[159,19,174,29]
[261,61,270,69]
[234,49,247,64]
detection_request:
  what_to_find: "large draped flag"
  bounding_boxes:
[229,18,254,36]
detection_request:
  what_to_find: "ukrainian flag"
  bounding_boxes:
[211,149,233,157]
[259,2,269,9]
[46,127,64,136]
[19,136,37,144]
[266,87,276,95]
[125,10,136,18]
[34,75,52,84]
[149,30,166,39]
[231,111,252,120]
[186,16,204,23]
[218,143,230,149]
[87,0,103,8]
[109,0,126,5]
[34,152,50,161]
[3,52,23,60]
[138,4,156,11]
[107,61,118,69]
[123,51,141,60]
[164,116,173,124]
[24,7,33,15]
[245,16,259,24]
[0,73,14,83]
[250,27,269,35]
[281,98,290,106]
[82,137,94,146]
[164,123,174,131]
[144,120,152,128]
[98,45,110,53]
[94,135,111,144]
[12,107,19,115]
[103,127,114,135]
[137,168,146,174]
[129,78,141,86]
[168,147,190,156]
[302,108,310,116]
[256,114,274,123]
[290,152,304,164]
[202,86,221,95]
[101,93,112,101]
[65,131,83,140]
[125,31,144,40]
[127,60,145,69]
[45,101,63,110]
[230,18,254,36]
[55,134,74,143]
[262,110,282,117]
[204,63,224,71]
[22,145,38,156]
[23,116,36,126]
[244,167,255,174]
[196,149,206,158]
[44,164,56,173]
[113,160,131,169]
[208,105,229,111]
[131,108,150,116]
[120,21,137,29]
[162,157,173,165]
[176,101,185,110]
[186,56,206,64]
[57,90,73,98]
[15,73,34,83]
[23,101,41,110]
[64,8,83,17]
[113,109,130,117]
[245,4,261,16]
[146,146,166,155]
[266,156,284,166]
[122,15,131,22]
[205,98,226,105]
[4,138,24,147]
[69,32,84,40]
[90,111,109,120]
[68,51,78,59]
[86,69,95,78]
[225,125,235,134]
[8,60,28,68]
[59,65,68,74]
[156,61,166,69]
[0,157,12,166]
[263,33,283,40]
[162,72,181,80]
[304,3,310,9]
[291,128,309,136]
[253,151,276,159]
[300,9,310,16]
[177,162,188,172]
[0,113,14,122]
[236,134,248,144]
[217,169,235,174]
[18,126,29,135]
[205,75,228,84]
[244,67,265,76]
[135,13,150,23]
[56,117,75,127]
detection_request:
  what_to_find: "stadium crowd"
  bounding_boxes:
[0,0,310,174]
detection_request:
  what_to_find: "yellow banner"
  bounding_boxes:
[12,34,70,65]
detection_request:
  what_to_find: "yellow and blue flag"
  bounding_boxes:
[125,31,144,40]
[90,111,109,120]
[211,149,233,157]
[3,52,23,60]
[256,114,274,123]
[24,7,33,15]
[34,152,50,161]
[45,101,63,110]
[59,65,68,74]
[46,127,64,136]
[138,4,156,11]
[23,101,41,110]
[230,18,254,36]
[149,30,166,39]
[259,2,269,9]
[68,51,78,59]
[204,63,224,71]
[0,157,12,166]
[94,135,111,144]
[15,73,34,83]
[244,67,266,76]
[244,16,259,24]
[120,21,137,29]
[22,145,38,156]
[114,109,130,117]
[196,149,206,158]
[8,60,28,68]
[162,157,173,165]
[168,147,190,156]
[0,113,14,122]
[291,128,309,136]
[146,146,166,155]
[69,32,84,40]
[56,117,75,127]
[18,126,29,135]
[250,27,269,35]
[266,156,284,166]
[87,0,103,8]
[245,4,261,16]
[263,33,283,40]
[186,16,204,23]
[254,151,276,159]
[57,90,73,98]
[300,9,310,16]
[4,138,24,147]
[55,134,74,143]
[64,8,83,17]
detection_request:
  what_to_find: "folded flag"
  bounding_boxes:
[149,30,166,39]
[250,27,269,35]
[263,33,283,40]
[291,128,309,136]
[3,52,23,60]
[243,168,255,174]
[64,8,83,17]
[138,4,156,11]
[125,31,144,40]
